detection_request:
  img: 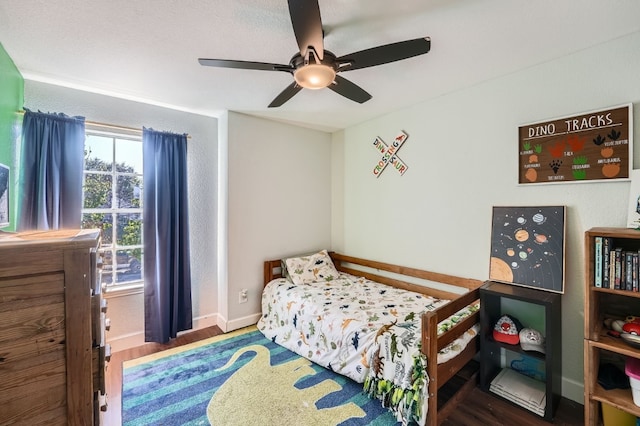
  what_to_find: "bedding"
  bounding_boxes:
[257,270,479,425]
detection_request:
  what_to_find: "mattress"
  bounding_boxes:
[257,272,478,383]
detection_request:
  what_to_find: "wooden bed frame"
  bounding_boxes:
[263,252,483,426]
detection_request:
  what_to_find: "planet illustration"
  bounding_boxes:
[517,217,526,225]
[511,262,519,269]
[533,213,546,224]
[506,248,515,256]
[515,229,529,242]
[490,257,514,282]
[535,233,548,244]
[519,251,527,260]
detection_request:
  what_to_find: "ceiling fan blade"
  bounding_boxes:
[327,75,372,104]
[287,0,324,60]
[199,58,292,72]
[268,82,303,108]
[336,37,431,72]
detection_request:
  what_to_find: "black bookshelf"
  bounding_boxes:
[479,280,562,422]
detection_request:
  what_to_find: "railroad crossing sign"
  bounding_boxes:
[372,131,408,177]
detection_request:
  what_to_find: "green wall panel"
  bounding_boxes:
[0,42,24,231]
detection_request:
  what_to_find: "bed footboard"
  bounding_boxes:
[422,286,480,426]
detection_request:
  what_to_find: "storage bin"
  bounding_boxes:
[601,402,636,426]
[626,357,640,407]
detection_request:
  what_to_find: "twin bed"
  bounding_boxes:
[258,250,483,426]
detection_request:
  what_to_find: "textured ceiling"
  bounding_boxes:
[1,1,640,132]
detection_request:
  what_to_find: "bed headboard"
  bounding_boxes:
[263,259,283,285]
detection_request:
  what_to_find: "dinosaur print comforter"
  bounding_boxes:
[257,272,479,425]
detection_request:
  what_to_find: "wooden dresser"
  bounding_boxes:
[0,229,108,425]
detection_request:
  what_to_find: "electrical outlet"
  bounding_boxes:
[239,289,248,304]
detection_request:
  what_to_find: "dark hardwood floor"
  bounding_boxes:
[440,386,583,426]
[105,325,584,425]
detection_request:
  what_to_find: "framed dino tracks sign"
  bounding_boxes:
[518,104,632,185]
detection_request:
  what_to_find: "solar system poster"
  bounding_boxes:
[489,206,566,293]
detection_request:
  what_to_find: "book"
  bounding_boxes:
[631,252,638,291]
[603,237,611,288]
[594,236,603,287]
[626,251,633,291]
[610,249,617,290]
[614,248,623,290]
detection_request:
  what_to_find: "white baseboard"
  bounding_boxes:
[216,312,261,333]
[108,331,143,354]
[107,313,221,353]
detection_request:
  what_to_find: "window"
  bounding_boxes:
[82,130,143,291]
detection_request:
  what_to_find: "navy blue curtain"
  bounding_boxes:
[143,128,192,343]
[18,110,85,230]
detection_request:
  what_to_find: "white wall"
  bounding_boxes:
[23,81,219,351]
[333,31,640,403]
[222,112,332,330]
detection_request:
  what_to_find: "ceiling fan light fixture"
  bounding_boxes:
[294,64,336,89]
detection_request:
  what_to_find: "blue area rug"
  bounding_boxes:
[122,326,399,425]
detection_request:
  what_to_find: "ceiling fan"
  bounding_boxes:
[198,0,431,107]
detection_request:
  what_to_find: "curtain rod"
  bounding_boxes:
[17,110,191,139]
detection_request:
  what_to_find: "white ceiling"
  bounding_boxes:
[1,1,640,132]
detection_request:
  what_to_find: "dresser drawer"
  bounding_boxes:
[91,295,108,346]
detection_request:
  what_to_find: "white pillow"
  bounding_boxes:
[284,250,339,285]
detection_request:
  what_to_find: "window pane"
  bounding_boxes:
[85,135,113,171]
[114,249,143,284]
[115,138,142,174]
[116,213,142,246]
[117,175,142,208]
[82,213,113,245]
[84,131,144,290]
[100,248,114,285]
[101,268,113,286]
[83,172,112,208]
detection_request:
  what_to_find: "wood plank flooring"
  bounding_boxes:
[105,325,584,425]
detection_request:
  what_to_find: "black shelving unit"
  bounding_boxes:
[479,280,562,422]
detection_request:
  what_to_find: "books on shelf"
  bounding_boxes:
[490,367,546,416]
[594,236,639,291]
[603,236,611,288]
[594,236,603,287]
